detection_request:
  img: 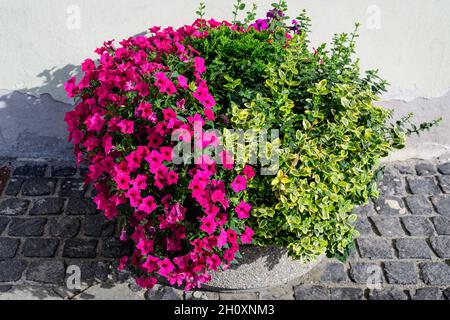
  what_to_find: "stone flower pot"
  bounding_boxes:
[204,245,323,291]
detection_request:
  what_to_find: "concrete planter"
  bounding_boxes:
[204,245,322,291]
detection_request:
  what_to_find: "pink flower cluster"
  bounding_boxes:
[64,19,255,291]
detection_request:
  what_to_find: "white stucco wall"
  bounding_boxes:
[0,0,449,160]
[1,0,449,102]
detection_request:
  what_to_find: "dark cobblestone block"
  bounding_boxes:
[294,285,329,300]
[8,218,47,237]
[66,260,110,282]
[420,262,450,285]
[354,217,375,236]
[49,217,80,238]
[29,198,65,215]
[22,178,55,196]
[412,287,444,300]
[378,174,405,196]
[404,196,434,215]
[368,288,408,300]
[0,238,20,258]
[349,262,383,284]
[4,177,24,196]
[370,216,404,237]
[384,261,417,285]
[444,288,450,300]
[395,239,432,259]
[146,286,183,300]
[330,288,363,300]
[401,216,435,236]
[59,178,86,197]
[438,176,450,193]
[430,236,450,258]
[432,216,450,235]
[51,163,77,177]
[13,163,47,177]
[84,215,114,237]
[26,260,65,284]
[431,195,450,216]
[0,260,27,282]
[22,238,59,257]
[352,203,376,216]
[0,199,30,216]
[66,196,97,215]
[437,162,450,175]
[0,285,12,293]
[0,217,9,234]
[63,239,98,258]
[320,262,347,283]
[407,177,441,195]
[394,163,414,175]
[100,239,132,258]
[415,163,437,176]
[356,238,394,259]
[373,197,407,215]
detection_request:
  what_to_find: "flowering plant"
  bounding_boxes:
[65,1,439,290]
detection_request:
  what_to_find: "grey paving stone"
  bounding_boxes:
[420,262,450,285]
[320,262,348,283]
[0,238,20,258]
[394,163,414,175]
[354,217,375,236]
[59,179,86,197]
[66,260,110,283]
[378,174,405,196]
[185,291,220,300]
[75,281,146,300]
[0,217,9,234]
[412,287,444,300]
[219,292,259,300]
[13,164,47,177]
[84,215,114,237]
[401,216,435,236]
[22,178,55,196]
[370,216,404,237]
[0,285,12,293]
[0,260,27,282]
[407,177,441,195]
[66,196,97,215]
[145,285,183,300]
[384,261,417,285]
[356,238,394,259]
[437,162,450,175]
[8,218,47,237]
[432,216,450,235]
[444,288,450,300]
[368,288,408,300]
[373,197,407,215]
[51,163,77,177]
[404,196,434,215]
[22,238,59,257]
[258,287,294,300]
[100,239,132,258]
[415,163,437,176]
[294,285,329,300]
[349,262,383,284]
[63,239,98,258]
[438,176,450,193]
[431,195,450,216]
[26,260,65,284]
[0,199,30,216]
[330,288,363,300]
[352,203,376,216]
[395,239,433,259]
[430,236,450,258]
[29,198,65,215]
[49,217,81,238]
[4,177,24,196]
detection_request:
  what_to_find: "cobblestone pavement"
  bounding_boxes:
[0,157,450,300]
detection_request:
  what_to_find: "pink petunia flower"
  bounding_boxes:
[243,165,255,180]
[231,175,247,193]
[157,258,175,277]
[240,227,254,244]
[235,200,252,219]
[138,196,157,214]
[117,120,135,134]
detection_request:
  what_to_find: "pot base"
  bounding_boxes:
[204,246,323,291]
